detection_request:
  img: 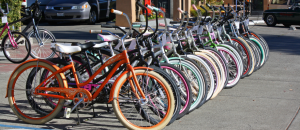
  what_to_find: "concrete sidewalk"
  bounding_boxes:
[0,23,299,130]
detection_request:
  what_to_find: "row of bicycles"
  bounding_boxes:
[5,0,269,129]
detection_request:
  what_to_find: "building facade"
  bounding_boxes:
[115,0,191,27]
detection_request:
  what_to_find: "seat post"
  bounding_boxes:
[68,55,73,62]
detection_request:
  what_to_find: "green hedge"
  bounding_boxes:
[0,0,22,39]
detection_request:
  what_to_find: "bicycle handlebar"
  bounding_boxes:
[0,3,9,15]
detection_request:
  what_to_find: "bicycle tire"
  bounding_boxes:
[112,69,175,130]
[27,28,56,59]
[2,31,31,63]
[231,37,254,77]
[160,63,192,119]
[7,60,65,124]
[149,65,181,125]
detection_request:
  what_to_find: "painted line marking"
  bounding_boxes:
[0,124,52,130]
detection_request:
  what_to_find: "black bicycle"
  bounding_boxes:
[20,0,56,59]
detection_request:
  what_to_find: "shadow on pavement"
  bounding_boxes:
[0,103,124,130]
[260,34,300,55]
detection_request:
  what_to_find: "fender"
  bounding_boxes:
[5,59,68,98]
[107,67,154,103]
[160,57,185,63]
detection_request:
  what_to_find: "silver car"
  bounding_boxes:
[44,0,94,24]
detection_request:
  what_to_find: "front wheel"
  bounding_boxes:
[88,9,97,25]
[1,31,31,63]
[112,69,175,130]
[27,28,56,59]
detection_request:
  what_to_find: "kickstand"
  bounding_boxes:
[92,100,97,118]
[76,107,80,125]
[106,103,110,113]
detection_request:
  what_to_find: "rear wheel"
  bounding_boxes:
[7,60,65,124]
[112,69,174,130]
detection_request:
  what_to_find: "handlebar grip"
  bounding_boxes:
[90,30,102,34]
[200,5,208,12]
[170,21,181,24]
[222,4,225,7]
[132,24,142,28]
[192,4,197,11]
[136,1,146,9]
[177,7,184,14]
[111,9,123,15]
[206,3,211,8]
[101,24,114,28]
[152,7,160,12]
[159,23,165,27]
[146,4,154,10]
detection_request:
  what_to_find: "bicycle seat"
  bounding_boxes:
[93,41,109,48]
[71,42,95,50]
[55,43,81,54]
[98,34,118,42]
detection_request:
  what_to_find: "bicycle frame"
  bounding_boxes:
[0,23,18,48]
[33,50,150,103]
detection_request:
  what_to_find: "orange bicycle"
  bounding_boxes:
[6,9,175,130]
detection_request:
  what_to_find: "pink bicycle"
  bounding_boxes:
[1,3,31,63]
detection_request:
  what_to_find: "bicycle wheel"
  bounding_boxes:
[181,56,208,109]
[230,37,254,78]
[160,63,192,119]
[28,28,56,59]
[243,38,261,72]
[248,30,269,62]
[149,65,181,125]
[1,31,31,63]
[184,54,215,101]
[216,46,241,88]
[112,69,175,130]
[249,36,267,69]
[168,58,205,111]
[7,60,65,124]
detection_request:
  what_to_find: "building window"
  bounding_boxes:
[271,0,288,5]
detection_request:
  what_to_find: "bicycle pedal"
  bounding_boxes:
[64,107,71,118]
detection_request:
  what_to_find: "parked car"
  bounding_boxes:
[263,0,300,27]
[44,0,116,25]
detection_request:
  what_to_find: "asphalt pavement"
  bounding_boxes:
[0,22,300,130]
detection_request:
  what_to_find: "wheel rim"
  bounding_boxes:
[30,29,55,59]
[266,15,274,25]
[90,11,96,23]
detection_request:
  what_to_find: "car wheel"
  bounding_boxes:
[265,14,277,26]
[283,24,291,27]
[88,9,97,25]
